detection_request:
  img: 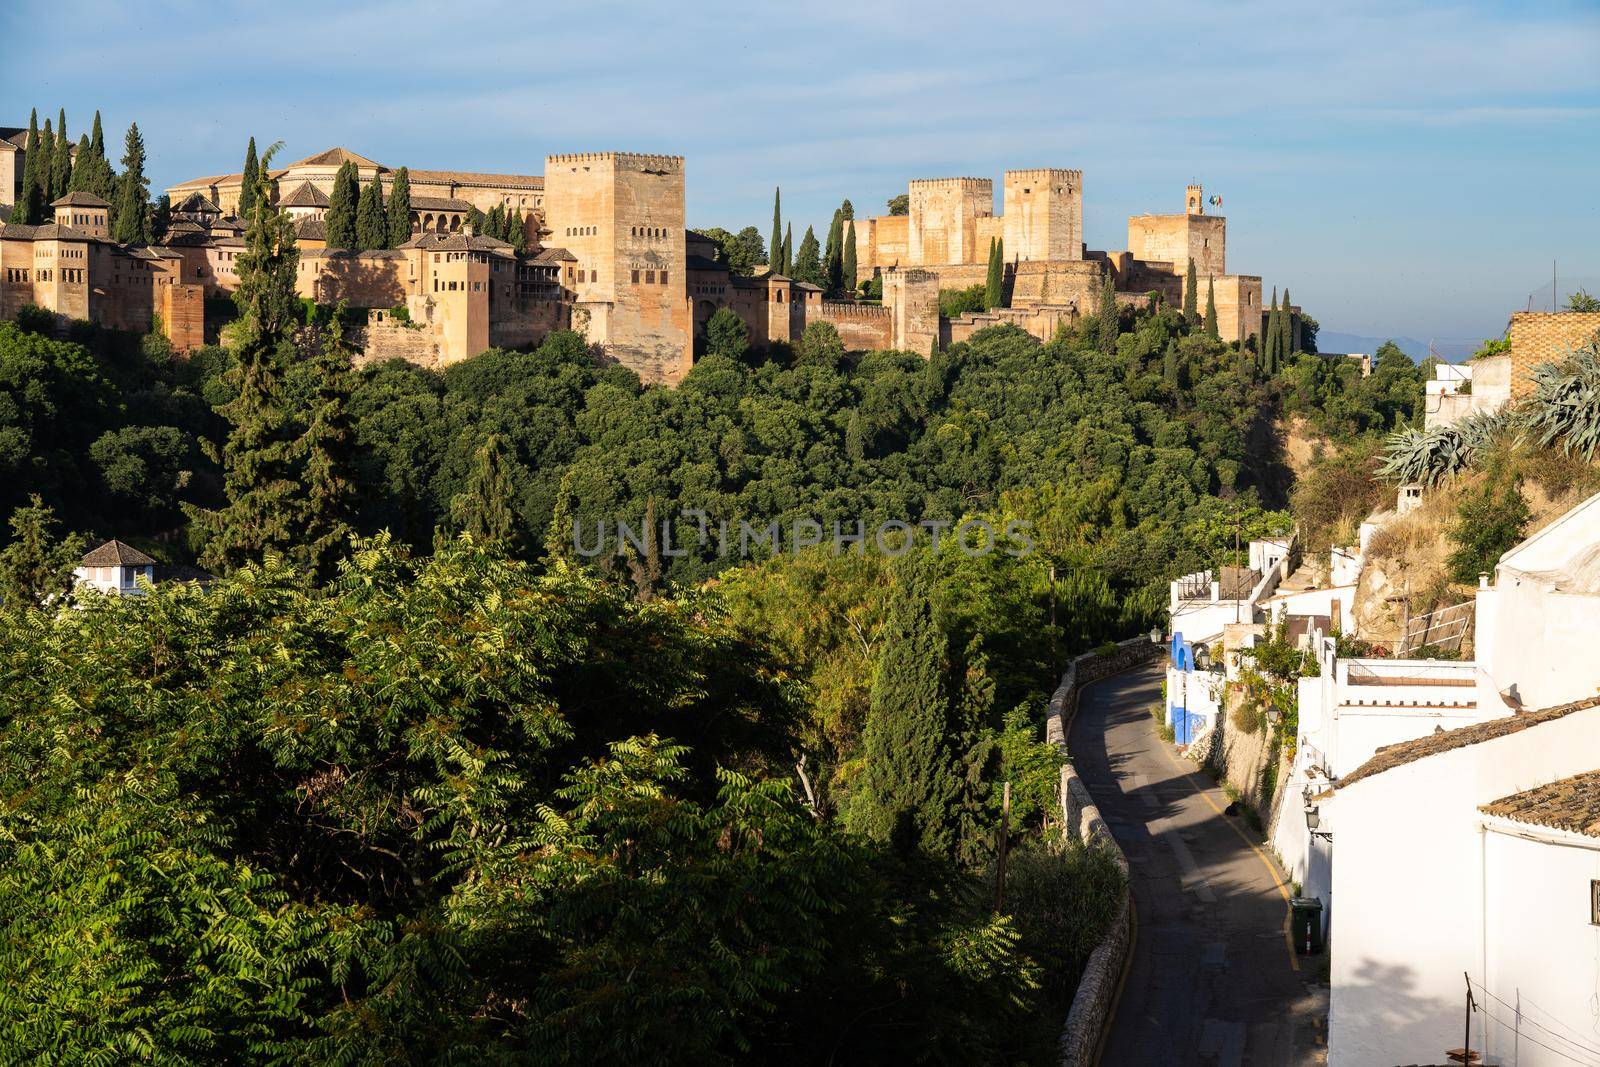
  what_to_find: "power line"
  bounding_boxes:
[1470,978,1600,1060]
[1470,994,1600,1066]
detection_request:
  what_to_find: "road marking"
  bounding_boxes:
[1157,740,1302,973]
[1151,814,1217,902]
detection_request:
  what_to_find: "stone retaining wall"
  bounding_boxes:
[1044,637,1164,1067]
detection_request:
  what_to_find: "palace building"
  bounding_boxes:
[2,132,1276,385]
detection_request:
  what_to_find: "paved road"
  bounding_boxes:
[1069,661,1326,1066]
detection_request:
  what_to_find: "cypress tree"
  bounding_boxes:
[190,143,304,574]
[781,223,793,276]
[9,113,39,224]
[238,137,260,223]
[983,237,1002,310]
[1182,258,1198,324]
[1264,288,1280,372]
[1203,275,1219,339]
[35,120,54,210]
[355,173,388,250]
[67,134,90,192]
[113,123,150,244]
[387,166,413,246]
[452,434,522,552]
[845,409,865,462]
[293,319,357,579]
[1097,272,1118,354]
[855,554,967,858]
[485,203,505,242]
[825,207,843,293]
[843,220,857,294]
[324,161,358,249]
[1280,287,1295,359]
[769,187,782,272]
[150,194,171,241]
[793,225,824,288]
[50,112,71,203]
[86,111,117,210]
[841,198,854,220]
[508,207,528,253]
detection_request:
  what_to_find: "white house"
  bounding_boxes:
[1321,695,1600,1066]
[72,540,216,596]
[73,540,157,595]
[1423,351,1511,429]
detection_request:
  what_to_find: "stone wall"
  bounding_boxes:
[1004,169,1083,263]
[944,304,1075,347]
[1126,212,1226,280]
[159,282,206,352]
[357,322,444,368]
[1010,259,1103,311]
[813,300,893,351]
[885,268,939,355]
[908,177,992,266]
[1044,637,1166,1067]
[1508,311,1600,398]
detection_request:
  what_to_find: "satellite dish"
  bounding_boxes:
[1209,195,1223,207]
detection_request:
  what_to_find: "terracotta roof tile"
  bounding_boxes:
[1481,769,1600,838]
[287,147,385,169]
[409,168,543,191]
[81,539,156,567]
[279,182,330,208]
[1338,696,1600,790]
[51,191,111,208]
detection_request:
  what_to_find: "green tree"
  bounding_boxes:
[8,111,42,223]
[852,555,969,859]
[1567,289,1600,313]
[237,137,260,223]
[843,220,857,293]
[1203,276,1219,340]
[769,186,782,270]
[1280,288,1295,359]
[112,123,150,244]
[292,322,358,577]
[1182,259,1198,324]
[34,119,54,211]
[1264,288,1280,372]
[796,321,845,370]
[451,433,522,552]
[190,144,304,573]
[387,166,413,247]
[887,193,909,216]
[355,172,388,250]
[984,237,1005,310]
[323,160,358,249]
[149,194,171,241]
[1097,272,1118,354]
[1447,479,1530,584]
[825,207,844,293]
[781,223,793,277]
[85,111,117,209]
[67,133,91,193]
[705,306,749,362]
[0,494,86,608]
[49,112,71,203]
[793,225,824,288]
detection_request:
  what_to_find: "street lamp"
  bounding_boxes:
[1304,802,1332,840]
[1149,627,1162,645]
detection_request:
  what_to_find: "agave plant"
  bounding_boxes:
[1523,340,1600,461]
[1377,411,1504,488]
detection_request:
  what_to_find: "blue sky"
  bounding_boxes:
[4,0,1597,345]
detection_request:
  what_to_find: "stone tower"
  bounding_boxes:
[908,177,992,266]
[542,152,691,385]
[1186,183,1204,216]
[1003,169,1083,262]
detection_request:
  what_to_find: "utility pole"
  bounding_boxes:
[994,781,1012,913]
[1554,259,1558,312]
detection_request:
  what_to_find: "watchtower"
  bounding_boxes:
[1186,184,1204,216]
[1003,169,1083,262]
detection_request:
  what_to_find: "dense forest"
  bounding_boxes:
[0,164,1444,1062]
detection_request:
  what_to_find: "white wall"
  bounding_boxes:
[1264,585,1357,634]
[1480,822,1600,1067]
[1477,582,1600,713]
[1327,704,1600,1066]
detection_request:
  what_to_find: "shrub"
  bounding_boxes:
[1524,341,1600,461]
[939,284,987,318]
[1447,480,1530,584]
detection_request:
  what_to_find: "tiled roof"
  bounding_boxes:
[165,220,205,234]
[294,218,327,241]
[279,181,330,208]
[174,192,222,215]
[409,168,543,191]
[168,173,233,190]
[51,191,111,208]
[0,222,97,242]
[1481,769,1600,838]
[301,248,409,260]
[1338,696,1600,790]
[407,195,472,212]
[287,147,385,169]
[530,246,576,263]
[0,128,26,151]
[400,232,514,253]
[207,218,245,234]
[81,539,156,567]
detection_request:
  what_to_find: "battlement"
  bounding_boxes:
[886,267,941,284]
[817,300,891,319]
[909,177,992,191]
[545,152,685,171]
[1005,168,1083,181]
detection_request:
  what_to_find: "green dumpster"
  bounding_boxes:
[1290,897,1324,955]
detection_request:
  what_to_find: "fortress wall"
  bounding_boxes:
[1127,212,1225,279]
[1003,168,1083,262]
[1010,258,1103,310]
[296,253,410,308]
[813,300,893,351]
[1212,274,1262,346]
[909,178,992,267]
[358,322,445,368]
[488,295,568,350]
[944,304,1076,347]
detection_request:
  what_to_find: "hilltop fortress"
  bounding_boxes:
[2,137,1271,384]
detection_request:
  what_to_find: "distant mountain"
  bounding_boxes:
[1317,332,1480,363]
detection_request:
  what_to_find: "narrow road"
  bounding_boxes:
[1069,661,1325,1066]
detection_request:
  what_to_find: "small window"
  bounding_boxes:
[646,270,655,284]
[659,271,669,286]
[632,269,640,283]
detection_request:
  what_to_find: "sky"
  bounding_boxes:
[3,0,1598,346]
